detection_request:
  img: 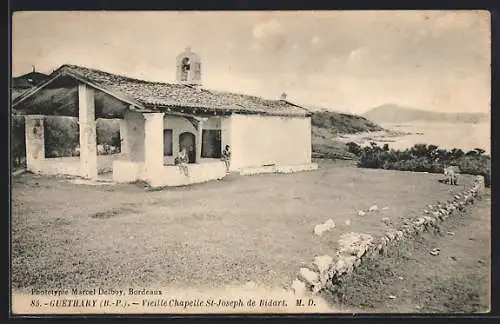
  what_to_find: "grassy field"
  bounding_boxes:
[11,160,475,293]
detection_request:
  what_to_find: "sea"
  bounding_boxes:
[338,121,491,155]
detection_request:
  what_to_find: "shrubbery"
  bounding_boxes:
[312,142,357,160]
[44,117,79,158]
[96,119,121,149]
[11,116,121,167]
[346,142,491,187]
[11,115,26,167]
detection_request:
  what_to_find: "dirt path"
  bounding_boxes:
[331,189,491,313]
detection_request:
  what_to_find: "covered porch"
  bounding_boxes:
[114,109,228,187]
[13,74,228,187]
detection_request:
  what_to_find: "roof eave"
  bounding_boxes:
[12,71,64,107]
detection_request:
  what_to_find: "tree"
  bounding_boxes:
[450,148,465,159]
[465,150,478,157]
[410,143,428,158]
[44,117,79,158]
[11,115,26,167]
[426,144,439,159]
[436,149,448,160]
[474,148,486,156]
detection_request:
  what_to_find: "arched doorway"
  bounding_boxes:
[179,132,196,163]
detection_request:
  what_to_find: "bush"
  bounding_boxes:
[11,115,26,168]
[346,142,363,156]
[96,119,121,147]
[357,143,491,187]
[455,155,491,187]
[11,116,122,165]
[312,142,357,160]
[44,117,79,158]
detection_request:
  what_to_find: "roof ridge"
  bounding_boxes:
[209,88,264,99]
[57,64,183,87]
[280,100,311,113]
[181,84,242,107]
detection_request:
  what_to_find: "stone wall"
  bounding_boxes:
[291,175,486,296]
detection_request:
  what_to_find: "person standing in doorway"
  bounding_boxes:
[188,144,195,163]
[221,145,231,173]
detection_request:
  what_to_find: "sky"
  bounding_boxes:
[12,11,491,114]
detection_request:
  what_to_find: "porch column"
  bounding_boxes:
[196,120,203,163]
[119,119,129,155]
[24,115,45,173]
[78,83,98,179]
[143,112,165,181]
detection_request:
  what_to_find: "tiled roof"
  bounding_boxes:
[48,64,311,117]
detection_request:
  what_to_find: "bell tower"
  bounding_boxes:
[176,47,202,86]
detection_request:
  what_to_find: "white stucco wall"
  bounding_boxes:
[122,114,225,166]
[123,111,145,162]
[43,156,117,177]
[113,159,227,187]
[148,162,227,187]
[38,158,82,177]
[115,112,313,185]
[220,116,231,152]
[229,114,312,170]
[113,160,144,183]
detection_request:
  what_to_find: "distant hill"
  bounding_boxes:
[311,110,383,135]
[363,104,489,124]
[310,109,384,160]
[12,71,50,89]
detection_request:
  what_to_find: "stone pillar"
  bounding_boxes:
[24,115,45,173]
[196,120,203,163]
[119,119,128,156]
[143,112,165,182]
[78,83,98,179]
